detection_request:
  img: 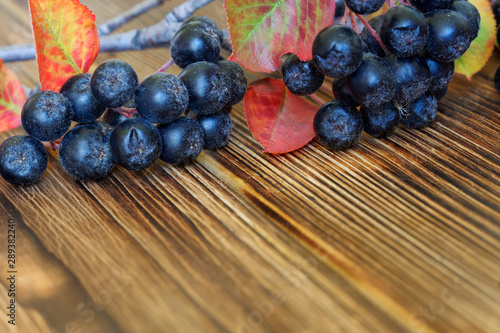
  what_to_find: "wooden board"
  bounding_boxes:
[0,0,499,332]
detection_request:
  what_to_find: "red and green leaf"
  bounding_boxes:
[244,78,320,154]
[29,0,100,92]
[225,0,335,73]
[0,60,26,132]
[455,0,496,79]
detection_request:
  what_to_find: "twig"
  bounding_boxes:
[0,0,216,63]
[112,107,138,118]
[349,12,360,34]
[340,7,350,25]
[98,0,168,36]
[356,14,390,55]
[156,58,174,73]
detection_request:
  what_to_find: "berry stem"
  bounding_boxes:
[43,139,61,150]
[356,14,390,55]
[349,12,360,34]
[113,107,138,118]
[156,58,174,73]
[340,7,351,25]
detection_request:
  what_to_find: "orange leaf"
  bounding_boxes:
[0,59,26,132]
[29,0,100,92]
[244,78,320,154]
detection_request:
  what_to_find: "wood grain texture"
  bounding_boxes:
[0,0,499,332]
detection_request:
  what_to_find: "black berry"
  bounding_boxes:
[60,73,106,123]
[0,136,48,186]
[282,54,324,96]
[158,117,204,165]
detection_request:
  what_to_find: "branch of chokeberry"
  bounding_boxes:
[349,12,360,34]
[356,14,390,55]
[112,107,138,118]
[0,0,220,63]
[97,0,169,36]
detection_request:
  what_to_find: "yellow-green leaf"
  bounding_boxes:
[455,0,496,79]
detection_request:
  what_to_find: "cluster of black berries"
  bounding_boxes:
[282,0,480,151]
[0,17,247,186]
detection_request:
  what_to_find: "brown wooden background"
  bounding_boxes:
[0,0,499,332]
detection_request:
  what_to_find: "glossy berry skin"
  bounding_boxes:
[422,53,454,92]
[332,78,360,106]
[158,117,204,166]
[196,108,232,149]
[59,125,114,181]
[425,10,472,62]
[401,93,438,129]
[135,73,188,124]
[60,73,106,123]
[361,102,401,138]
[409,0,454,13]
[218,60,247,105]
[0,136,47,186]
[495,66,500,95]
[346,53,395,108]
[75,121,115,139]
[450,0,481,40]
[334,0,346,18]
[384,54,431,103]
[312,25,364,78]
[313,100,363,150]
[21,91,73,142]
[110,118,162,171]
[91,59,139,108]
[380,6,428,58]
[282,54,324,96]
[433,85,448,100]
[344,0,385,15]
[171,21,221,68]
[179,61,231,115]
[360,15,386,58]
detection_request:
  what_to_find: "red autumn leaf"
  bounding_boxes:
[225,0,335,73]
[29,0,100,92]
[0,59,26,132]
[244,78,320,154]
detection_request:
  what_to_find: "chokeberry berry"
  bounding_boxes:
[60,73,106,123]
[91,59,139,108]
[344,0,385,15]
[312,25,364,78]
[59,125,114,181]
[360,15,386,58]
[380,6,429,58]
[171,21,221,68]
[346,53,395,108]
[401,92,438,129]
[179,61,231,115]
[361,102,401,138]
[110,118,162,171]
[425,10,472,62]
[158,117,204,166]
[384,54,431,103]
[282,54,324,96]
[218,60,248,105]
[135,72,189,124]
[313,100,363,150]
[409,0,454,13]
[21,91,73,142]
[0,136,48,186]
[196,107,232,149]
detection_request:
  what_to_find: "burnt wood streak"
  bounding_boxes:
[0,0,499,332]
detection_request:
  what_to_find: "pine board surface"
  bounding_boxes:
[0,0,499,332]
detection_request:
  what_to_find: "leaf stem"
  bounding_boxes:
[356,14,390,55]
